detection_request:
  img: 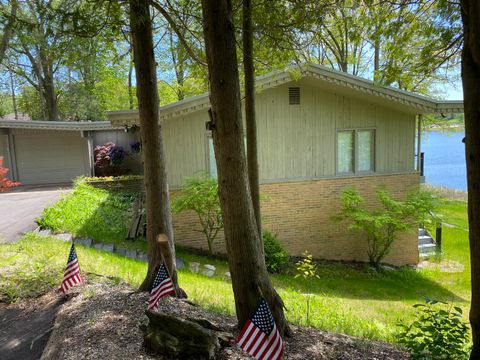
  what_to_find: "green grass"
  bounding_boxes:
[37,181,138,245]
[6,184,472,344]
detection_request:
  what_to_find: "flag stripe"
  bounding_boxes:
[236,299,284,360]
[60,244,82,294]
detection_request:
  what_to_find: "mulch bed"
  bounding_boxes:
[39,279,409,359]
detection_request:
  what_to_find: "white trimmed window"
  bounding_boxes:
[337,129,375,174]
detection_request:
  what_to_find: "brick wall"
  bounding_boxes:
[172,172,420,266]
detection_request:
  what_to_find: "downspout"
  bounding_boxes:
[417,114,424,183]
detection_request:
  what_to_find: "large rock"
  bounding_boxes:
[144,310,220,359]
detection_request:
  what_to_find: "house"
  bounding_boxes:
[109,64,463,266]
[0,120,141,184]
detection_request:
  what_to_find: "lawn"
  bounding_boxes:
[5,183,471,344]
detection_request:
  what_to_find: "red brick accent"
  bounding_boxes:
[172,173,420,266]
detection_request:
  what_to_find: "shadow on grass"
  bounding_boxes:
[274,263,467,303]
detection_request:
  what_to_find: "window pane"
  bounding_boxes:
[208,137,217,179]
[337,131,354,173]
[357,130,374,172]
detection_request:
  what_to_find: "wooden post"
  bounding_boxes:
[436,221,442,253]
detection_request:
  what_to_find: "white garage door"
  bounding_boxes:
[14,134,89,185]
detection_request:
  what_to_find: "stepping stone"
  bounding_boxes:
[75,238,92,247]
[189,262,200,273]
[38,229,52,237]
[176,257,185,270]
[54,233,73,242]
[137,253,148,262]
[126,250,137,259]
[115,248,126,256]
[103,244,115,253]
[224,272,231,282]
[203,264,216,277]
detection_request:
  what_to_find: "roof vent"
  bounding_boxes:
[289,87,300,105]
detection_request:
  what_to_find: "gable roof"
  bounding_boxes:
[109,63,463,125]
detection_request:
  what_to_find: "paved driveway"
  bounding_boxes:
[0,186,70,243]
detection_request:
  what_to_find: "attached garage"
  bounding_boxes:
[0,120,126,186]
[13,130,90,185]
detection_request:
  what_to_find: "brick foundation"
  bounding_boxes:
[172,172,420,266]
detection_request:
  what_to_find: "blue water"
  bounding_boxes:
[421,130,467,191]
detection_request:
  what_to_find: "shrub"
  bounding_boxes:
[171,175,223,255]
[94,142,125,176]
[0,156,20,192]
[335,187,438,268]
[397,299,470,359]
[263,231,288,273]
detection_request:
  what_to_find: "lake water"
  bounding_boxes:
[421,130,467,191]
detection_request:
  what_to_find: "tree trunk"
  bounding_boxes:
[128,56,134,110]
[129,0,181,295]
[10,72,17,120]
[243,0,261,237]
[460,1,480,359]
[373,37,380,83]
[201,0,290,336]
[43,70,58,121]
[0,0,17,65]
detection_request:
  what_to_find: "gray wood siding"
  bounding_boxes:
[158,80,416,187]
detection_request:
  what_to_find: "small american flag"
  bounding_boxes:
[236,298,284,360]
[148,262,175,310]
[60,244,83,294]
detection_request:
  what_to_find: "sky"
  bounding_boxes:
[444,80,464,100]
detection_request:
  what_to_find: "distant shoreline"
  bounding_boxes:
[422,184,467,201]
[425,124,464,132]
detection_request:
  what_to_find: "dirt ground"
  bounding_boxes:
[35,279,409,360]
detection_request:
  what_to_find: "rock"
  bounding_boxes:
[189,262,200,273]
[76,238,93,247]
[94,244,103,250]
[115,248,126,256]
[54,233,73,242]
[137,252,148,262]
[103,244,115,253]
[176,257,185,270]
[381,265,395,271]
[126,250,137,259]
[144,310,219,359]
[224,272,231,282]
[38,229,52,237]
[203,264,216,277]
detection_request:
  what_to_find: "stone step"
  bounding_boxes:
[418,228,427,236]
[418,235,435,245]
[418,243,437,251]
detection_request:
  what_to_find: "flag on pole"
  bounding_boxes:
[148,262,175,310]
[236,298,284,360]
[60,243,83,294]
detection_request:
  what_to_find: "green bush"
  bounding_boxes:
[263,231,288,273]
[397,299,470,359]
[171,175,223,255]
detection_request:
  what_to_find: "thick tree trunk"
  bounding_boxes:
[129,0,181,294]
[0,0,17,65]
[128,59,134,110]
[201,0,290,336]
[460,1,480,359]
[243,0,261,237]
[43,70,58,121]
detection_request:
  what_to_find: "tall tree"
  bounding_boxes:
[129,0,181,293]
[201,0,289,335]
[460,1,480,358]
[0,0,17,65]
[243,0,261,236]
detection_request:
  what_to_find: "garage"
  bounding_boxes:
[13,131,90,185]
[0,120,131,186]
